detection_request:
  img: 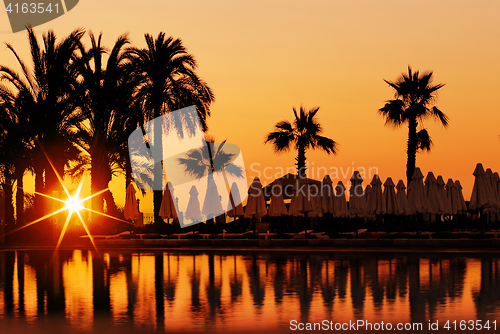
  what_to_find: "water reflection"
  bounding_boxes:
[0,250,499,332]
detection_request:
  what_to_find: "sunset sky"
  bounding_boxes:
[1,0,499,213]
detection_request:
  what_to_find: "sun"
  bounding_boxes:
[4,140,135,253]
[64,194,84,213]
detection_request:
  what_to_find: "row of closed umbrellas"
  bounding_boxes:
[244,169,468,219]
[125,177,231,222]
[123,163,497,223]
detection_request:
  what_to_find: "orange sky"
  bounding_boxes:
[1,0,499,213]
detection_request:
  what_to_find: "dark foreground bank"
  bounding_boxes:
[3,231,500,251]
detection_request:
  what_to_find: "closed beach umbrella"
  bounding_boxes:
[244,177,267,219]
[424,172,442,215]
[227,182,244,217]
[185,185,202,221]
[492,172,500,219]
[484,168,500,213]
[383,177,398,215]
[368,174,386,215]
[309,186,323,217]
[124,183,139,221]
[469,163,494,212]
[493,172,500,202]
[492,172,500,220]
[289,176,313,217]
[445,179,461,215]
[396,180,410,216]
[160,182,178,220]
[455,180,468,213]
[408,167,427,214]
[349,171,365,217]
[493,172,500,196]
[321,175,335,215]
[333,181,349,218]
[436,175,451,214]
[363,184,372,209]
[268,179,288,217]
[363,184,373,219]
[202,176,224,218]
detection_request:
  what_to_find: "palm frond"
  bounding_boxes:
[315,135,338,154]
[265,130,294,153]
[265,106,338,170]
[416,128,432,151]
[431,106,449,128]
[378,99,405,127]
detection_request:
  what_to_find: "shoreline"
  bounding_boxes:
[2,237,500,252]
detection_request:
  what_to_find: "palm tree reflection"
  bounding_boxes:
[190,255,201,311]
[230,255,243,303]
[206,253,222,324]
[245,255,265,308]
[154,252,164,331]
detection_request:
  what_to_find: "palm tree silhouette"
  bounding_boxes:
[0,27,84,216]
[178,136,244,221]
[265,106,337,177]
[178,136,244,179]
[72,32,140,218]
[0,83,39,227]
[379,66,449,185]
[0,89,29,227]
[126,32,214,224]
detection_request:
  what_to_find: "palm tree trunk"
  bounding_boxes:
[43,155,63,198]
[4,179,15,228]
[153,110,164,224]
[33,154,45,217]
[406,119,418,185]
[91,151,120,224]
[103,190,119,218]
[91,160,106,224]
[16,170,24,226]
[125,155,133,191]
[296,144,306,177]
[205,142,217,231]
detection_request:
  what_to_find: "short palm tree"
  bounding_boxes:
[126,32,214,223]
[178,136,244,179]
[178,136,244,225]
[378,66,449,185]
[265,106,338,177]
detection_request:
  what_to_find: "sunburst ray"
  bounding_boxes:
[83,208,136,226]
[4,207,68,236]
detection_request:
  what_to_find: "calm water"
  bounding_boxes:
[0,250,499,333]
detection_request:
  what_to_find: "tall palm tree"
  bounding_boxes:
[378,66,449,185]
[0,91,20,227]
[126,32,214,223]
[0,85,34,227]
[73,32,140,219]
[0,27,85,216]
[265,106,338,177]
